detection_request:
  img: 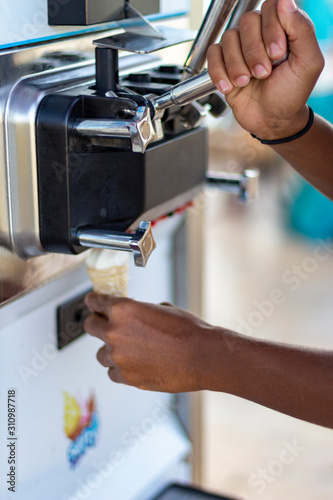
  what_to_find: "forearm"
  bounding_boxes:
[200,328,333,428]
[271,113,333,201]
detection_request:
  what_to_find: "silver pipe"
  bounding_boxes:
[74,119,132,139]
[224,0,262,30]
[77,221,156,267]
[153,70,217,113]
[78,231,133,251]
[182,0,241,80]
[73,106,154,153]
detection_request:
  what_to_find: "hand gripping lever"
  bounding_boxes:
[151,70,219,116]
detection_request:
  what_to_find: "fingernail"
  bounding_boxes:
[218,79,232,93]
[235,75,250,87]
[84,296,92,310]
[286,0,298,12]
[269,42,282,59]
[254,64,268,78]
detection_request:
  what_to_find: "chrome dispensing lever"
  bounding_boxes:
[152,70,218,115]
[181,0,241,80]
[207,169,259,202]
[225,0,262,30]
[77,221,156,267]
[74,106,155,154]
[182,0,262,80]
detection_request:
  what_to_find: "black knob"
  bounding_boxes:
[95,47,119,95]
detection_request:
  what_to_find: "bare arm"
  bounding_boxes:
[84,295,333,429]
[271,114,333,200]
[204,328,333,429]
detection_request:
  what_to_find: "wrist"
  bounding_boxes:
[252,105,310,142]
[194,326,244,393]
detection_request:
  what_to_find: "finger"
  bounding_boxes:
[220,28,252,88]
[238,11,272,79]
[207,43,234,94]
[84,313,109,341]
[261,0,288,60]
[96,345,113,368]
[85,292,119,317]
[277,0,324,73]
[108,367,127,385]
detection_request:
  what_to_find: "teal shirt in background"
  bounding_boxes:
[300,0,333,43]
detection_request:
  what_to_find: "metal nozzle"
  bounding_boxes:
[207,169,260,203]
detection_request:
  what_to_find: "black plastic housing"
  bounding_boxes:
[36,86,207,255]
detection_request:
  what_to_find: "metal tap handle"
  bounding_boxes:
[225,0,262,30]
[77,221,156,267]
[207,169,259,202]
[182,0,241,80]
[153,70,219,114]
[74,106,155,153]
[181,0,262,81]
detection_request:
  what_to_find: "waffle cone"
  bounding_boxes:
[87,263,129,296]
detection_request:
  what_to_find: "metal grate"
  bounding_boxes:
[153,484,237,500]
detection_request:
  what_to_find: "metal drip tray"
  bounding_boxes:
[153,484,237,500]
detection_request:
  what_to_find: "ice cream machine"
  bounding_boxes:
[1,0,259,272]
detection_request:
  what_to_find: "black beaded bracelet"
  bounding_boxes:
[250,106,314,145]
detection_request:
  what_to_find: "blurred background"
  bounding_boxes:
[199,1,333,498]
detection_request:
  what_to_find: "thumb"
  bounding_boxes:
[276,0,322,65]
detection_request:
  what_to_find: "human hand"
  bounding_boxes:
[84,293,221,392]
[207,0,324,140]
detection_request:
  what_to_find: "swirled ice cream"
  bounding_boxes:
[86,249,129,296]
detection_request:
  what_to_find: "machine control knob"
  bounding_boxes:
[206,168,260,202]
[77,221,156,267]
[74,106,155,153]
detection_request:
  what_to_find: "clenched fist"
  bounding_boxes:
[207,0,324,140]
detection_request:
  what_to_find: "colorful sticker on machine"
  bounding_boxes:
[63,391,99,469]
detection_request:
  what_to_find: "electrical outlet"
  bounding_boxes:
[57,289,92,349]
